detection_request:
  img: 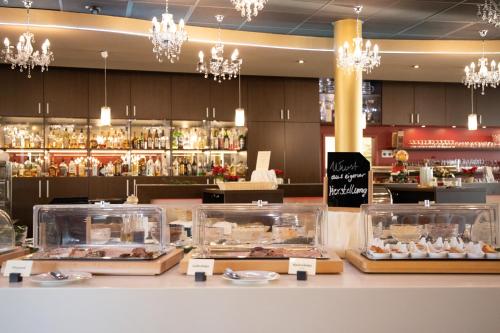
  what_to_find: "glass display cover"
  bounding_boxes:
[32,203,169,260]
[0,210,15,253]
[360,203,500,260]
[192,203,328,259]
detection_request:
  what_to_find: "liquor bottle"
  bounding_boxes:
[63,129,70,148]
[147,130,153,150]
[197,160,204,176]
[70,130,77,148]
[49,159,58,177]
[218,129,224,150]
[178,158,185,176]
[90,134,98,149]
[140,131,146,150]
[78,159,86,177]
[146,157,155,176]
[161,154,169,176]
[160,130,167,149]
[77,129,85,149]
[186,158,192,176]
[239,134,245,150]
[178,130,184,149]
[154,130,160,149]
[68,159,77,176]
[172,158,179,176]
[132,132,137,149]
[213,129,219,150]
[154,158,161,176]
[223,130,229,150]
[59,160,68,177]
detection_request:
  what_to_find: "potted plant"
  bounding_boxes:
[460,166,477,183]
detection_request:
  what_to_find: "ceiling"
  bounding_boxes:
[1,0,500,40]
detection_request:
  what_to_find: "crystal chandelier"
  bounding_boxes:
[1,0,53,78]
[231,0,267,22]
[197,15,242,83]
[149,0,188,63]
[463,30,500,95]
[336,6,380,73]
[477,0,500,28]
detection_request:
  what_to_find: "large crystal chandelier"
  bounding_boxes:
[149,0,188,63]
[463,30,500,95]
[197,15,242,83]
[336,6,380,73]
[1,0,53,78]
[231,0,267,22]
[477,0,500,28]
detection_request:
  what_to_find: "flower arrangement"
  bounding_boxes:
[211,165,227,177]
[223,174,239,182]
[433,166,455,179]
[273,169,284,178]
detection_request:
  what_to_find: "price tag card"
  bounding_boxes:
[2,260,33,277]
[187,259,215,276]
[288,258,316,276]
[256,151,271,171]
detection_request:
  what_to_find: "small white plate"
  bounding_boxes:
[391,252,409,259]
[486,253,499,260]
[467,252,485,259]
[448,252,466,259]
[429,251,448,259]
[410,252,427,259]
[222,270,280,285]
[30,271,92,286]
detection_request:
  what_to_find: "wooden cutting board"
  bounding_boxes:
[346,249,500,274]
[179,250,343,274]
[25,248,184,276]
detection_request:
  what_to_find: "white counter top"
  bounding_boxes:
[1,263,500,333]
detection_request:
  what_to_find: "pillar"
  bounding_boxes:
[334,19,363,152]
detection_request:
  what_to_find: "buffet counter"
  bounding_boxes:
[1,262,499,333]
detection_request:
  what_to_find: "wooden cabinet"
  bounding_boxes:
[476,88,500,126]
[247,77,285,122]
[89,69,130,119]
[284,122,320,183]
[11,178,46,235]
[43,68,89,118]
[382,81,414,125]
[45,178,89,202]
[446,84,475,126]
[284,78,319,122]
[88,177,131,200]
[0,66,44,117]
[210,78,247,121]
[414,83,446,126]
[171,74,210,120]
[247,122,285,174]
[131,72,171,120]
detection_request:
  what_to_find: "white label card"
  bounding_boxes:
[288,258,316,276]
[2,260,33,277]
[187,259,215,276]
[255,151,271,171]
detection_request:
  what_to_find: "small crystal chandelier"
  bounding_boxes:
[100,51,111,127]
[231,0,267,22]
[1,0,53,78]
[197,15,242,83]
[477,0,500,28]
[463,30,500,95]
[336,6,380,73]
[149,0,188,63]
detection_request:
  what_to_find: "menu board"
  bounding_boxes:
[327,152,370,208]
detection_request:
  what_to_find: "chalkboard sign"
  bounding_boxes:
[327,152,370,208]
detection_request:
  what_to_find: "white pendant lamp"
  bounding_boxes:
[361,111,367,130]
[468,87,477,131]
[235,73,245,127]
[100,51,111,126]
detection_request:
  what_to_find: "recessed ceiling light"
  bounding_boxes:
[297,59,305,64]
[452,125,456,128]
[412,64,420,69]
[482,125,487,128]
[421,125,426,128]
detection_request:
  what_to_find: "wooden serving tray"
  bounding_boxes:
[346,250,500,274]
[179,251,343,274]
[25,248,184,276]
[0,247,30,267]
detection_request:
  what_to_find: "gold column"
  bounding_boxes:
[334,19,362,152]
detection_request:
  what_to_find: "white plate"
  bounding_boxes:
[429,251,448,259]
[467,252,485,259]
[391,252,409,259]
[486,253,499,260]
[30,271,92,286]
[448,252,466,259]
[409,252,427,259]
[222,270,280,285]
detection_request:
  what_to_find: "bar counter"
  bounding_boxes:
[1,262,499,333]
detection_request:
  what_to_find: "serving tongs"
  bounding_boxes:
[223,268,240,280]
[49,271,69,280]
